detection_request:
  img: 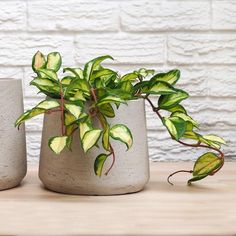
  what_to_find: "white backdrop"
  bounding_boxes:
[0,0,235,163]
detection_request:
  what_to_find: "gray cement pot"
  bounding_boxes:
[0,79,27,190]
[39,99,150,195]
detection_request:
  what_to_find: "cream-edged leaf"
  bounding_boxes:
[49,136,69,155]
[110,124,133,150]
[82,129,102,153]
[36,100,60,110]
[64,104,82,119]
[46,52,62,72]
[94,154,108,177]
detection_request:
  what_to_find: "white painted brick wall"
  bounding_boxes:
[0,0,235,163]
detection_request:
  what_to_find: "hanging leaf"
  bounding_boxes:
[63,67,84,79]
[94,154,108,177]
[64,112,76,126]
[82,129,103,153]
[98,103,115,118]
[158,89,189,109]
[15,99,59,127]
[46,52,62,72]
[166,104,187,114]
[32,51,46,72]
[36,100,60,110]
[118,81,134,93]
[79,121,92,139]
[64,104,82,119]
[48,136,70,155]
[102,126,110,151]
[163,117,186,140]
[110,124,133,150]
[202,135,226,146]
[150,70,180,85]
[83,55,113,81]
[192,152,223,177]
[145,81,177,95]
[38,69,58,81]
[171,112,198,127]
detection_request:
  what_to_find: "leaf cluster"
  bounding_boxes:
[15,51,226,183]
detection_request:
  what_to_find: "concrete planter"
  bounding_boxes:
[39,99,150,195]
[0,79,27,190]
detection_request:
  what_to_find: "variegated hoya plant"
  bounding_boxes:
[16,51,226,185]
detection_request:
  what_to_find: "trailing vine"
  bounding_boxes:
[15,51,226,185]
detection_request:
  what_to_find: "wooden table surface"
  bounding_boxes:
[0,162,235,236]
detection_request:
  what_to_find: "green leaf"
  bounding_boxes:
[15,108,45,127]
[61,76,74,85]
[32,51,46,72]
[48,136,69,155]
[79,121,92,139]
[38,69,58,81]
[30,78,60,98]
[192,152,223,176]
[136,68,155,78]
[63,68,83,79]
[66,78,90,95]
[69,90,86,102]
[183,131,200,140]
[92,68,116,81]
[98,103,115,118]
[94,154,108,177]
[102,126,110,151]
[202,135,226,146]
[46,52,62,72]
[84,55,113,81]
[163,117,186,140]
[158,89,189,109]
[118,81,134,93]
[166,104,187,114]
[64,112,76,126]
[82,129,103,153]
[97,95,126,106]
[110,124,133,150]
[171,112,198,127]
[121,73,139,81]
[150,70,180,85]
[64,104,82,119]
[145,81,177,95]
[36,100,60,110]
[30,77,55,87]
[188,174,209,184]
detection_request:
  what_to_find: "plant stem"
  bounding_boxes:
[105,144,115,176]
[143,95,225,184]
[167,170,193,185]
[59,82,65,136]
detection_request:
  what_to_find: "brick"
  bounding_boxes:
[121,0,210,31]
[28,0,119,31]
[168,34,236,64]
[75,33,166,64]
[208,66,236,97]
[212,1,236,30]
[0,34,74,66]
[0,1,26,31]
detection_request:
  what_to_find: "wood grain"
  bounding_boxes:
[0,162,235,236]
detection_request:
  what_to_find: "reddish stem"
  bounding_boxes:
[143,95,225,184]
[167,170,193,185]
[90,88,116,176]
